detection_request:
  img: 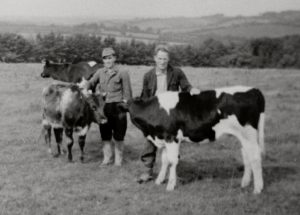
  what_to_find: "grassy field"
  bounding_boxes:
[0,63,299,215]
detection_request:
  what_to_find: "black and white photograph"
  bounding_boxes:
[0,0,299,214]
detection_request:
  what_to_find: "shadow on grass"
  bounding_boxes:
[177,158,297,188]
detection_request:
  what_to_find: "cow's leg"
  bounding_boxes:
[155,147,169,185]
[241,147,252,188]
[101,141,113,165]
[78,135,86,163]
[53,128,63,157]
[42,123,52,154]
[242,126,263,194]
[114,139,124,166]
[65,128,74,162]
[165,141,180,191]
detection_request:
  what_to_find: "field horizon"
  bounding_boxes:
[0,63,299,215]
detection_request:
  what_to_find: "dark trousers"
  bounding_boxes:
[141,139,157,169]
[99,102,127,141]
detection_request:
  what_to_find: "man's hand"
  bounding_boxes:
[190,87,200,95]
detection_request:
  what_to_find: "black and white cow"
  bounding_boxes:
[42,83,107,162]
[125,86,265,194]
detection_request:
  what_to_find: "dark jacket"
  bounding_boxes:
[140,65,192,99]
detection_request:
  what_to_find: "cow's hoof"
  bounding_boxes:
[114,161,122,166]
[53,153,60,158]
[166,186,175,191]
[136,173,154,184]
[80,157,84,163]
[100,160,111,166]
[155,177,165,185]
[166,180,176,191]
[241,178,251,188]
[253,186,263,194]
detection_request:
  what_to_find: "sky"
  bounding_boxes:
[1,0,300,19]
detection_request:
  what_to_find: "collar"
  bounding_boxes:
[155,68,167,76]
[104,65,118,75]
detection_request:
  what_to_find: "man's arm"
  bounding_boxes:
[121,70,132,101]
[87,70,100,92]
[140,73,149,99]
[178,69,192,92]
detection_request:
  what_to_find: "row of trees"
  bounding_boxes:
[0,32,300,68]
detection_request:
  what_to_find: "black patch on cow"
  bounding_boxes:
[217,88,265,129]
[128,88,265,145]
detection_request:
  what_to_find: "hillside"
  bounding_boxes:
[0,10,300,44]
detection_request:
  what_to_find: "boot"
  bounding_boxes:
[101,141,112,166]
[114,139,124,166]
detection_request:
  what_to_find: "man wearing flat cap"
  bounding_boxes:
[87,47,132,166]
[138,44,200,182]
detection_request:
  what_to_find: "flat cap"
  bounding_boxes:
[102,47,115,57]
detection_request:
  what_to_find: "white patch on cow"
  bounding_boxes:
[157,91,179,115]
[147,135,165,148]
[213,115,243,139]
[176,129,192,143]
[87,61,97,67]
[60,89,74,114]
[75,125,89,136]
[215,86,252,98]
[189,87,201,95]
[217,109,221,115]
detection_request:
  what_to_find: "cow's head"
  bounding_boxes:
[41,60,52,78]
[85,91,107,124]
[41,60,69,79]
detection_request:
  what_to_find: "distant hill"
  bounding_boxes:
[0,10,300,44]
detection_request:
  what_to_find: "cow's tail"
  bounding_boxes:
[257,112,265,156]
[36,127,45,144]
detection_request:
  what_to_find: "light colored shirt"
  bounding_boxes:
[88,66,132,103]
[155,69,167,95]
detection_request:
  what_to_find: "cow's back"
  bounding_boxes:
[68,62,99,82]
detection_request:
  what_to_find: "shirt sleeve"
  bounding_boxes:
[87,70,100,92]
[121,70,132,101]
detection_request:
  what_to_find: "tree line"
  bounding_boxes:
[0,32,300,68]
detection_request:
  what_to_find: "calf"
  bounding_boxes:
[126,86,265,194]
[41,60,103,83]
[42,83,106,162]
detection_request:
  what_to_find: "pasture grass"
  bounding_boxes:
[0,63,299,215]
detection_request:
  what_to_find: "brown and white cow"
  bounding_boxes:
[42,83,107,162]
[124,86,265,194]
[41,60,103,83]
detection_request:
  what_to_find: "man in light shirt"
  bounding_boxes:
[87,47,132,166]
[138,44,200,182]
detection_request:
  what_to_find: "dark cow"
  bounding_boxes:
[42,83,107,162]
[41,60,103,83]
[124,86,265,194]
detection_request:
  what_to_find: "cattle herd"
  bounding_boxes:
[40,61,266,194]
